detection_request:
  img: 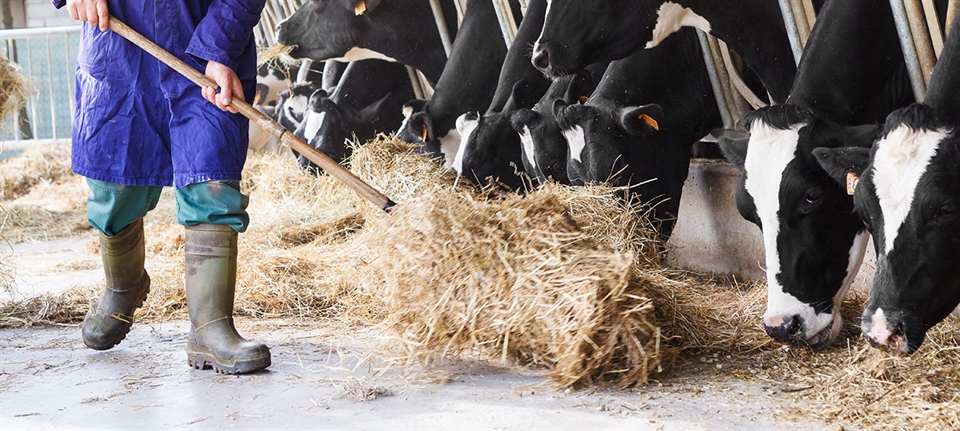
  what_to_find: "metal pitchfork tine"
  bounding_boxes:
[106,15,396,212]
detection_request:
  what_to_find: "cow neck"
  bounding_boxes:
[924,10,960,119]
[425,0,508,132]
[487,0,550,114]
[789,0,912,125]
[678,0,796,103]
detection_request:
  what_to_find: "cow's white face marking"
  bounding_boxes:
[438,128,462,170]
[332,47,399,63]
[520,126,539,172]
[301,111,326,141]
[871,125,945,254]
[646,2,711,49]
[744,121,809,329]
[282,95,311,127]
[563,126,587,163]
[452,114,480,173]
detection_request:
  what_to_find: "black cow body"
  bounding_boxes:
[815,12,960,354]
[276,0,459,84]
[532,0,800,104]
[717,0,935,348]
[294,60,414,173]
[397,0,521,169]
[554,28,720,239]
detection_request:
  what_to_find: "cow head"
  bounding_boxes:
[532,0,709,78]
[397,100,462,169]
[277,0,401,63]
[719,104,879,348]
[453,80,545,190]
[277,82,322,132]
[554,99,662,187]
[815,103,960,353]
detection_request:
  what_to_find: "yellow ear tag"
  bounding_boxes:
[420,124,429,141]
[355,1,367,15]
[638,113,659,131]
[846,171,860,196]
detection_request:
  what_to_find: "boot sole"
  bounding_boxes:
[81,277,151,351]
[186,344,271,375]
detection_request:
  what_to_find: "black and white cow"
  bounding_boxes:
[717,0,929,347]
[397,0,521,168]
[552,28,720,239]
[814,13,960,353]
[276,0,458,84]
[295,59,414,173]
[531,0,806,104]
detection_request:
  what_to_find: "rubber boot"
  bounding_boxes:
[184,224,270,374]
[81,219,151,350]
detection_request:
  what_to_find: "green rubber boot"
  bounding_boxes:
[184,224,270,374]
[81,219,151,350]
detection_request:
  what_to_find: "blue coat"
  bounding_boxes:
[53,0,266,188]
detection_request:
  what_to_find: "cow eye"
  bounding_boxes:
[798,188,822,215]
[937,203,956,219]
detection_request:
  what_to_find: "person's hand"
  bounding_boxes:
[202,60,243,114]
[66,0,109,31]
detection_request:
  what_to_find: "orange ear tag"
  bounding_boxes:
[846,171,860,196]
[638,113,659,131]
[420,124,429,141]
[355,1,367,15]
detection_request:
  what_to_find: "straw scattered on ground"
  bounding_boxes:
[1,136,959,429]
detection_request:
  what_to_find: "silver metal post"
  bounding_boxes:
[890,0,928,100]
[777,0,804,65]
[429,0,454,57]
[697,29,733,129]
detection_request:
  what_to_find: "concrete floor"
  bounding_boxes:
[1,320,838,431]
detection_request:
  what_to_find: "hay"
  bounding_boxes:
[371,185,669,388]
[0,51,30,125]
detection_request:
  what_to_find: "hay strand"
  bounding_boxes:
[0,51,31,125]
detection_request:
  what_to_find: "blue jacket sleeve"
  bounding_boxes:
[52,0,66,8]
[185,0,266,70]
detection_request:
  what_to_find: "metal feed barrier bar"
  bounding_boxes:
[0,25,80,148]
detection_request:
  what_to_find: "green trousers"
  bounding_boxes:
[86,179,250,236]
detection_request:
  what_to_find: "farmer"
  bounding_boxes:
[55,0,270,374]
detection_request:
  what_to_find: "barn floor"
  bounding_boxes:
[0,236,840,431]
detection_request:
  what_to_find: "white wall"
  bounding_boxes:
[25,0,74,28]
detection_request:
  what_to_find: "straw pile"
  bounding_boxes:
[372,185,668,388]
[0,51,30,125]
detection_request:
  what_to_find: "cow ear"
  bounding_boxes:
[563,70,597,104]
[620,104,663,135]
[410,111,435,142]
[813,147,871,192]
[354,0,381,15]
[718,136,748,169]
[501,79,541,112]
[402,99,427,120]
[509,108,540,135]
[346,92,390,124]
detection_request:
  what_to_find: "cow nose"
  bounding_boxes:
[532,45,551,71]
[764,315,803,341]
[864,318,907,352]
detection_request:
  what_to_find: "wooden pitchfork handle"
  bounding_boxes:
[107,16,396,212]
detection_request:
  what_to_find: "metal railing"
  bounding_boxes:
[0,25,81,147]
